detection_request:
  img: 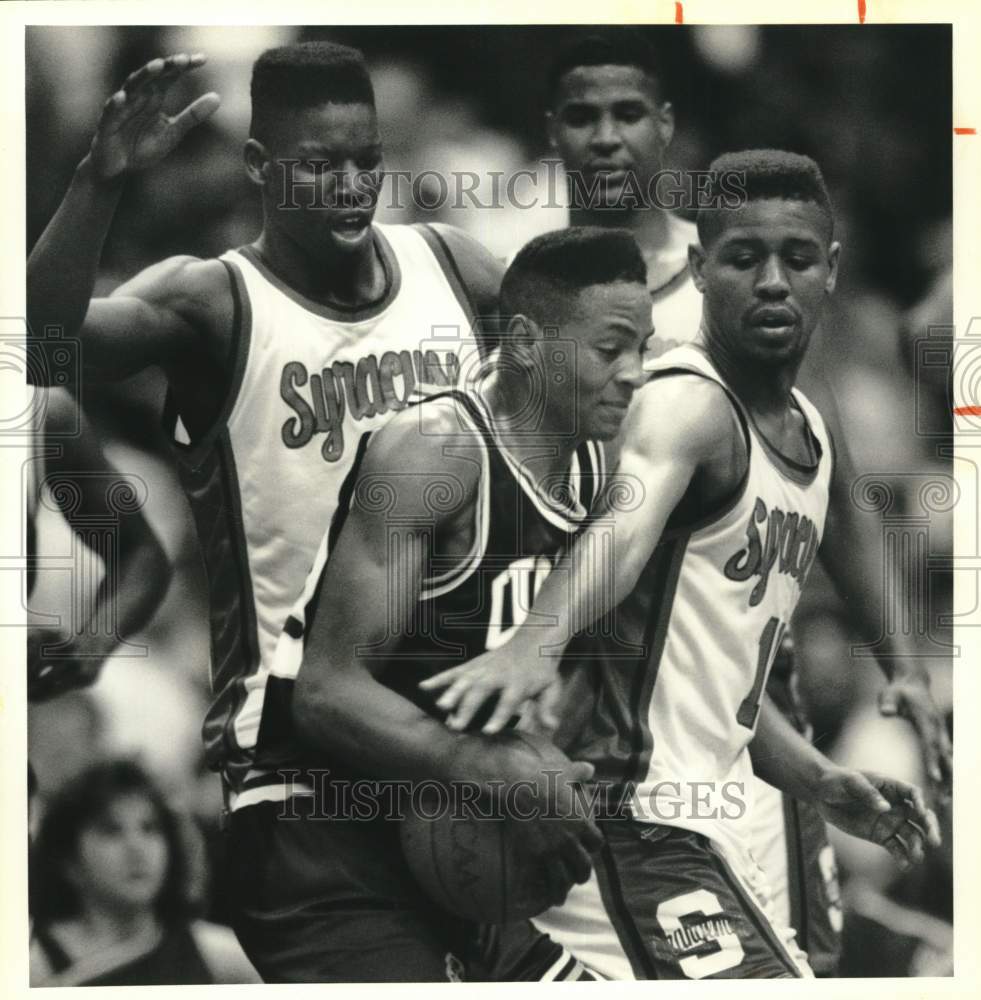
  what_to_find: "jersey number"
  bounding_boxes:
[736,616,786,730]
[485,556,552,651]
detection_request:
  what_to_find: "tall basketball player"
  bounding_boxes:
[482,34,951,975]
[424,152,941,979]
[242,228,647,981]
[27,42,502,977]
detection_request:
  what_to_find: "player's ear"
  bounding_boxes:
[688,242,707,293]
[655,100,675,150]
[825,241,841,295]
[244,139,271,187]
[506,313,540,370]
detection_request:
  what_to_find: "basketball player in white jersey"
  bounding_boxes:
[424,151,940,978]
[262,227,647,981]
[486,34,951,974]
[27,42,502,979]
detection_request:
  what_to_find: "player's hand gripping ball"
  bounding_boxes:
[400,730,599,923]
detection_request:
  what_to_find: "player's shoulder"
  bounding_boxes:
[110,254,230,314]
[363,395,483,481]
[629,369,741,458]
[426,223,504,310]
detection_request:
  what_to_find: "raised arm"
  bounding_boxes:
[27,53,222,381]
[421,374,741,732]
[28,391,172,700]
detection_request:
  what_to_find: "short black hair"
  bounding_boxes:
[697,149,834,246]
[29,759,200,927]
[501,227,647,331]
[548,32,664,105]
[250,41,375,143]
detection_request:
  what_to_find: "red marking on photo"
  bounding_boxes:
[954,127,977,135]
[675,2,684,24]
[954,406,981,416]
[858,0,867,23]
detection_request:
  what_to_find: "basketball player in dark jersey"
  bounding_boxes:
[269,228,650,981]
[443,34,951,976]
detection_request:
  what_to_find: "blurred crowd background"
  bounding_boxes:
[25,23,954,978]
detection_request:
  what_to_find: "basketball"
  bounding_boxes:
[399,731,559,924]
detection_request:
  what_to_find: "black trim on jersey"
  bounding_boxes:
[705,844,803,978]
[645,365,753,538]
[746,392,823,487]
[411,224,485,354]
[214,430,264,766]
[236,230,403,322]
[619,534,690,795]
[784,794,809,955]
[594,823,660,979]
[163,258,252,463]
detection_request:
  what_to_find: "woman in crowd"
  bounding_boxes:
[29,759,259,986]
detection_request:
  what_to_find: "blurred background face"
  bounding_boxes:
[263,101,383,255]
[548,64,672,209]
[67,794,169,915]
[696,198,837,367]
[543,280,650,441]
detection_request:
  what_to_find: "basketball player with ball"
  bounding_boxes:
[282,227,651,980]
[424,152,941,979]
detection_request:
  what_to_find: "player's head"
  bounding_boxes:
[497,227,650,441]
[245,41,382,256]
[689,150,839,368]
[546,33,673,212]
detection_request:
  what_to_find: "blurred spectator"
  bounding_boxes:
[29,759,259,986]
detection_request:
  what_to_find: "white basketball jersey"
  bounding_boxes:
[169,224,478,792]
[623,346,832,862]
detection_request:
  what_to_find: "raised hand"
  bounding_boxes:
[88,53,221,181]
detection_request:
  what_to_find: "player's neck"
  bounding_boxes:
[253,225,386,308]
[71,904,161,950]
[482,378,577,479]
[708,336,800,419]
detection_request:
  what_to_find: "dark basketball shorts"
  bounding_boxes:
[224,798,595,983]
[529,819,813,980]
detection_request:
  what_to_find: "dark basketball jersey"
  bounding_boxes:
[229,388,607,810]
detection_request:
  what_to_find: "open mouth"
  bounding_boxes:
[331,214,372,244]
[751,310,798,334]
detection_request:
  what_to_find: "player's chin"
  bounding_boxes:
[325,223,374,253]
[585,406,630,440]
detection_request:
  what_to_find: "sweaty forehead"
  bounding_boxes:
[709,197,832,248]
[555,64,658,106]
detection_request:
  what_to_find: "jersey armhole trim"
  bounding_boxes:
[644,366,752,538]
[164,258,252,468]
[418,401,491,600]
[412,223,486,353]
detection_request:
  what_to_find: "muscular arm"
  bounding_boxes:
[27,54,223,382]
[423,375,744,731]
[292,406,496,783]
